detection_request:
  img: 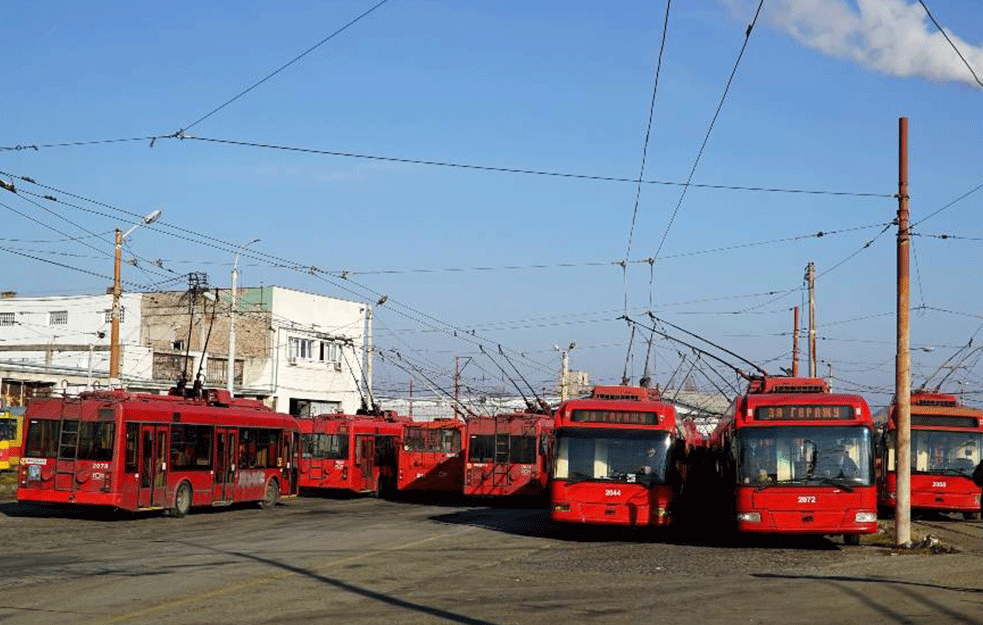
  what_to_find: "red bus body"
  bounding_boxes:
[877,392,983,518]
[17,389,299,516]
[398,419,465,493]
[550,385,681,526]
[463,413,553,498]
[711,377,877,541]
[298,414,402,496]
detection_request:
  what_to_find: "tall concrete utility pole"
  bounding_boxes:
[556,342,575,401]
[895,116,912,547]
[792,305,800,377]
[806,262,817,377]
[227,238,259,394]
[110,210,162,386]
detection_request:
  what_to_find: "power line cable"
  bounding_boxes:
[177,0,394,133]
[167,135,892,197]
[917,0,983,89]
[625,0,672,262]
[652,0,765,260]
[911,180,983,227]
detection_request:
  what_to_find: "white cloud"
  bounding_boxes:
[739,0,983,86]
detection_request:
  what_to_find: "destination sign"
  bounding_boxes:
[569,409,659,425]
[911,415,979,428]
[754,405,854,421]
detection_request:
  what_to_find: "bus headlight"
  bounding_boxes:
[737,512,761,523]
[854,512,877,523]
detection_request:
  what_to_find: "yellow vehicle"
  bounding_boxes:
[0,407,24,471]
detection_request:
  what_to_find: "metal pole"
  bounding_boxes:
[807,262,817,377]
[561,349,569,401]
[792,305,800,377]
[895,116,912,547]
[227,264,238,394]
[365,306,373,400]
[109,228,122,384]
[227,239,258,395]
[409,378,413,418]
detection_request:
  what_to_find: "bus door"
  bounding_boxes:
[282,432,298,495]
[214,428,238,502]
[138,425,168,508]
[356,435,376,491]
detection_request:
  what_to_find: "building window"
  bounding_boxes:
[0,312,14,327]
[104,308,125,324]
[289,337,314,360]
[49,310,68,325]
[319,341,342,364]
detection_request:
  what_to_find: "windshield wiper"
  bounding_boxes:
[807,476,855,492]
[936,468,970,477]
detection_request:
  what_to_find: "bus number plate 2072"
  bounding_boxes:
[797,495,816,504]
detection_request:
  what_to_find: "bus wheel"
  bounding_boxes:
[963,511,980,520]
[843,534,860,546]
[172,482,193,518]
[260,479,280,510]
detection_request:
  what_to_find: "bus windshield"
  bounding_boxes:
[736,426,872,487]
[885,429,982,475]
[554,428,672,485]
[404,427,461,453]
[0,417,17,441]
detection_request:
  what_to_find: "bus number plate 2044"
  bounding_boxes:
[797,495,817,504]
[605,489,622,497]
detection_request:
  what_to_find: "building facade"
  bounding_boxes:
[0,286,370,415]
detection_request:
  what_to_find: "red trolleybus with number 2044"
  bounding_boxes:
[18,389,299,516]
[710,377,877,544]
[551,385,681,526]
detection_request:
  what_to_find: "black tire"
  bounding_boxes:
[962,511,980,520]
[843,534,861,546]
[172,481,192,518]
[260,479,280,510]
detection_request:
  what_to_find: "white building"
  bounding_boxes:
[0,286,371,416]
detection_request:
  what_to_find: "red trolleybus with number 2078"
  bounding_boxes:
[18,389,299,516]
[551,385,681,526]
[710,377,877,544]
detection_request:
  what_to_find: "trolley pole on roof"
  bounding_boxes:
[895,116,912,547]
[792,305,800,377]
[806,263,817,377]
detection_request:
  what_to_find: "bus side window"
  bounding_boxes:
[125,423,139,472]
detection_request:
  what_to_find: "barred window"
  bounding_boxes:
[0,312,14,327]
[104,307,125,323]
[49,310,68,325]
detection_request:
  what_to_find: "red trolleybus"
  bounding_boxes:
[464,412,553,498]
[710,376,877,544]
[398,418,465,494]
[298,414,402,496]
[877,391,983,519]
[0,406,25,471]
[550,385,681,526]
[17,389,299,516]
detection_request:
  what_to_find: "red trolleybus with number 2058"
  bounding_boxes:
[298,413,402,497]
[18,389,299,516]
[877,391,983,519]
[551,385,681,526]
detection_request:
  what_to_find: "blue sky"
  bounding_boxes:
[2,1,981,409]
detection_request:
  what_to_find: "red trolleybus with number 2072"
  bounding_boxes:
[551,385,681,526]
[18,389,299,516]
[710,377,877,544]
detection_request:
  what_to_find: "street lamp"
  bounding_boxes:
[227,238,260,394]
[110,210,162,385]
[554,341,576,401]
